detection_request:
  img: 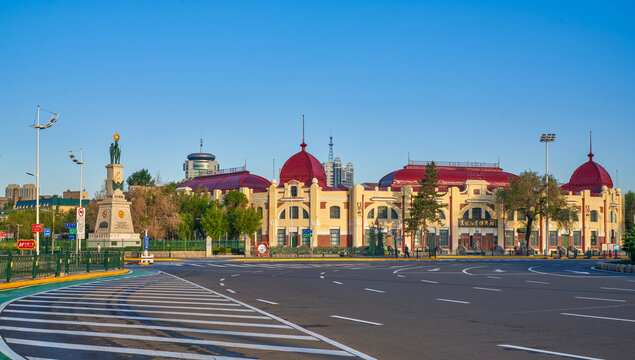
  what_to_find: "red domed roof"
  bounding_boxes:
[177,171,271,193]
[279,142,327,188]
[379,162,517,191]
[563,152,613,194]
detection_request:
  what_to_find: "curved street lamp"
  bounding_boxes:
[68,149,84,254]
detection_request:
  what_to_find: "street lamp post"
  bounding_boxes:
[68,149,84,254]
[540,133,556,257]
[30,106,60,255]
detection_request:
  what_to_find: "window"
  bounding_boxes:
[549,231,558,247]
[590,210,598,222]
[257,207,263,218]
[505,230,514,247]
[279,210,286,219]
[330,206,341,219]
[256,229,262,242]
[518,211,528,221]
[611,211,617,223]
[302,209,309,219]
[472,208,482,220]
[415,230,422,246]
[591,230,598,246]
[484,211,492,220]
[290,186,298,197]
[439,230,449,247]
[438,211,446,220]
[391,208,399,220]
[573,231,582,247]
[377,206,388,219]
[367,209,374,219]
[530,230,539,247]
[290,206,299,219]
[507,211,515,221]
[277,229,286,246]
[330,228,340,246]
[462,211,470,220]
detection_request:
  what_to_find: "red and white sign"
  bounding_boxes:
[77,207,86,240]
[32,224,42,233]
[256,242,269,257]
[17,240,36,250]
[77,207,85,218]
[0,232,6,238]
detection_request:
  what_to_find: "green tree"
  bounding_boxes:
[229,207,261,239]
[495,171,576,252]
[405,162,445,249]
[621,228,635,262]
[625,191,635,231]
[126,169,155,187]
[178,191,217,239]
[223,190,249,210]
[201,204,227,240]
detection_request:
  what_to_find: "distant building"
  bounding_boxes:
[63,190,89,200]
[322,135,354,188]
[14,197,90,212]
[183,138,219,180]
[5,184,36,203]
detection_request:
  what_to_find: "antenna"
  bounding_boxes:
[328,133,334,162]
[301,114,306,150]
[200,136,203,153]
[588,130,594,160]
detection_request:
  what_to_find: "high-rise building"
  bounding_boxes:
[5,184,36,203]
[322,135,354,188]
[183,138,219,180]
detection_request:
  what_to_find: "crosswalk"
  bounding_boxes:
[0,272,374,359]
[165,262,374,270]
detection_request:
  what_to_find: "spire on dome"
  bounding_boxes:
[588,130,594,161]
[300,114,307,151]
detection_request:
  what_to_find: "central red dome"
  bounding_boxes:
[279,142,327,188]
[563,152,613,194]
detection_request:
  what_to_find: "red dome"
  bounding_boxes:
[279,142,327,188]
[379,162,517,191]
[177,171,271,193]
[563,152,613,194]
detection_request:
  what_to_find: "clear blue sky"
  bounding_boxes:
[1,0,634,197]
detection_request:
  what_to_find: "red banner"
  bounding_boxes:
[17,240,36,250]
[32,224,42,232]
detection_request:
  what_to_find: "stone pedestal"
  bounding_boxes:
[88,163,140,248]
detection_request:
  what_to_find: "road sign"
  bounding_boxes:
[65,223,77,229]
[77,207,86,240]
[144,236,149,251]
[69,228,78,235]
[32,224,42,232]
[77,207,85,217]
[69,234,76,240]
[17,240,36,250]
[44,228,50,237]
[302,233,312,238]
[302,229,313,234]
[0,232,6,238]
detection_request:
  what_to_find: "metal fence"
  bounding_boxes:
[0,250,125,283]
[146,239,245,253]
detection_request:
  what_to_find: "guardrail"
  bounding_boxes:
[0,250,125,283]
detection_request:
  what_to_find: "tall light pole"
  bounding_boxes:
[68,149,84,254]
[540,133,556,257]
[30,106,60,255]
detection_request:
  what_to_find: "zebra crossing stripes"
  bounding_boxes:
[0,272,374,360]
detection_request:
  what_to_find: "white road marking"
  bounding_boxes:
[13,299,252,312]
[428,268,440,272]
[48,289,223,298]
[7,304,267,319]
[526,280,550,284]
[565,270,590,275]
[31,295,233,305]
[574,296,626,303]
[487,276,502,279]
[5,338,251,360]
[473,287,501,292]
[600,287,635,292]
[497,344,603,360]
[562,313,635,323]
[330,315,383,326]
[320,276,325,279]
[332,281,343,285]
[436,298,470,304]
[397,274,405,278]
[3,309,284,328]
[462,266,483,275]
[1,317,315,340]
[364,288,385,293]
[493,269,506,273]
[320,272,325,275]
[231,274,240,277]
[256,299,278,305]
[227,289,237,294]
[220,278,226,281]
[393,266,424,274]
[190,264,204,267]
[421,280,438,284]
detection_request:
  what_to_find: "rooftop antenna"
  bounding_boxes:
[408,152,410,164]
[497,155,500,168]
[588,130,594,160]
[301,114,306,150]
[200,136,203,153]
[328,132,334,162]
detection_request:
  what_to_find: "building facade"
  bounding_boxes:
[324,157,354,188]
[5,184,36,202]
[183,139,219,180]
[177,140,625,254]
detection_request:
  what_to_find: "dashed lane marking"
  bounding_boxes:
[333,281,343,285]
[561,313,635,323]
[363,288,385,293]
[330,315,383,326]
[436,299,470,304]
[256,299,278,305]
[487,276,502,279]
[526,280,550,284]
[574,296,626,303]
[497,344,603,360]
[397,275,405,278]
[473,287,501,292]
[600,287,635,292]
[421,280,438,284]
[227,289,236,294]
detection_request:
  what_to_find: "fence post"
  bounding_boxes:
[104,249,110,271]
[121,251,125,269]
[55,250,62,277]
[6,252,12,282]
[32,252,38,279]
[65,250,70,274]
[86,251,91,273]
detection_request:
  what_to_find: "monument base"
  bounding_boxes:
[88,233,141,248]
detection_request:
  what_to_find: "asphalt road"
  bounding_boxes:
[0,258,633,359]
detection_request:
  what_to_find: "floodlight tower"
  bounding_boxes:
[540,133,556,257]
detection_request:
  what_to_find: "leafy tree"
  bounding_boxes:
[128,185,180,239]
[621,228,635,262]
[625,191,635,231]
[201,204,227,240]
[178,191,217,239]
[495,171,576,252]
[126,169,155,187]
[223,190,249,210]
[405,162,445,249]
[228,207,261,239]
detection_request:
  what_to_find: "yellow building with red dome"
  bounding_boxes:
[177,139,624,255]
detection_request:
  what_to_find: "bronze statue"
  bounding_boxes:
[109,133,121,164]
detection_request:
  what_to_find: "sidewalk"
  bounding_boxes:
[0,269,130,291]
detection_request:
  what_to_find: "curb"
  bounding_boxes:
[124,258,183,262]
[594,261,635,274]
[230,256,601,262]
[0,269,130,291]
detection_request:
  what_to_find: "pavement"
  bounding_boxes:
[0,258,632,359]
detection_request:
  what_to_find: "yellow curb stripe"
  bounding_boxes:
[124,258,183,262]
[0,270,130,291]
[230,256,597,262]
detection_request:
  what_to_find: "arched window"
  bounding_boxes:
[484,211,492,220]
[390,208,399,219]
[290,186,298,197]
[279,209,286,219]
[290,206,299,219]
[611,211,617,223]
[507,210,515,221]
[590,210,598,222]
[367,209,374,219]
[462,211,470,220]
[438,211,446,220]
[303,208,309,219]
[330,206,341,219]
[377,206,388,219]
[472,208,482,220]
[257,207,263,218]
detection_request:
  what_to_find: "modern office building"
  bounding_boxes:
[183,138,219,180]
[5,184,36,203]
[322,135,354,188]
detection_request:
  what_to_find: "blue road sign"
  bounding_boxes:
[144,236,149,251]
[69,234,76,240]
[65,223,77,229]
[43,229,50,237]
[302,229,313,234]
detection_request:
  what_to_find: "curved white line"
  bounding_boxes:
[528,266,623,278]
[462,266,484,275]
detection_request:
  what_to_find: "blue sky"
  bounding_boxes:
[1,0,634,196]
